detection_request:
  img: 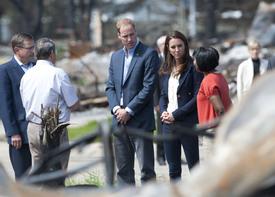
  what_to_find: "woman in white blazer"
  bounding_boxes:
[237,39,268,101]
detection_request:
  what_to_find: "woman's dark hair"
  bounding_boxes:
[192,46,219,72]
[159,30,191,76]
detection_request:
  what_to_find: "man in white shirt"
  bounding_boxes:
[20,38,79,175]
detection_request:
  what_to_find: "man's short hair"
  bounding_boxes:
[116,18,135,34]
[35,38,55,60]
[11,32,33,53]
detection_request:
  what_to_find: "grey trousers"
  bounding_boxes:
[27,122,70,173]
[113,127,156,187]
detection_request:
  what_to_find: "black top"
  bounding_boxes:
[252,58,260,78]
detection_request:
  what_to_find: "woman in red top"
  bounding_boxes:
[192,46,231,126]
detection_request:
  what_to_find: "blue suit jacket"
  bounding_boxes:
[159,63,204,127]
[106,42,159,131]
[0,57,30,144]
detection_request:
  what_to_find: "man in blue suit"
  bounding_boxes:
[0,32,34,179]
[106,18,159,186]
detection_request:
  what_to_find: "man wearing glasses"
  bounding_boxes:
[0,32,35,180]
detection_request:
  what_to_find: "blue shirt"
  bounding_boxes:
[122,40,139,84]
[14,55,34,72]
[113,40,140,115]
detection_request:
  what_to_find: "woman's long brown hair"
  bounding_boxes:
[158,31,192,77]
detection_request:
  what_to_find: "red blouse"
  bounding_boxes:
[197,73,230,126]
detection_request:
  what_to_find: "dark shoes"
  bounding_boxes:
[157,157,166,165]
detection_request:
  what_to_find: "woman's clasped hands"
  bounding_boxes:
[161,111,175,124]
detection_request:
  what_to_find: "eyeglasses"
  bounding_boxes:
[18,46,34,50]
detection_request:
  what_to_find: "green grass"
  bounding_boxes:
[68,121,99,140]
[67,117,113,141]
[55,41,68,61]
[65,171,106,188]
[66,118,114,188]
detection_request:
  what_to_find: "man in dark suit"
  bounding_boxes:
[154,35,166,166]
[0,32,34,179]
[267,56,275,71]
[106,18,159,186]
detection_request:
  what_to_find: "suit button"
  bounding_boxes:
[188,92,191,95]
[177,95,180,98]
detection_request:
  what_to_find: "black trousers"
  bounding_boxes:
[163,123,199,180]
[156,111,165,160]
[113,127,156,186]
[9,144,32,179]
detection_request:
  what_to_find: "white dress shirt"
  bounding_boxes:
[167,68,181,113]
[20,60,78,124]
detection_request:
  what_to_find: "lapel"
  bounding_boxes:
[116,49,125,88]
[123,42,143,85]
[11,58,25,80]
[177,64,191,92]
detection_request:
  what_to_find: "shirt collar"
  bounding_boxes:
[36,59,55,67]
[123,39,139,57]
[14,55,34,72]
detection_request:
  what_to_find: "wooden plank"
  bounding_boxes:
[80,96,108,107]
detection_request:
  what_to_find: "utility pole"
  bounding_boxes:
[178,0,187,35]
[179,0,197,39]
[91,10,102,48]
[204,0,217,39]
[189,0,197,39]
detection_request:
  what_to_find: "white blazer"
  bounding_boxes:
[237,58,268,100]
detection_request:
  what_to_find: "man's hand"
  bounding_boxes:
[11,134,22,149]
[115,108,131,124]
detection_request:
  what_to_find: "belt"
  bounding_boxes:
[29,121,41,126]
